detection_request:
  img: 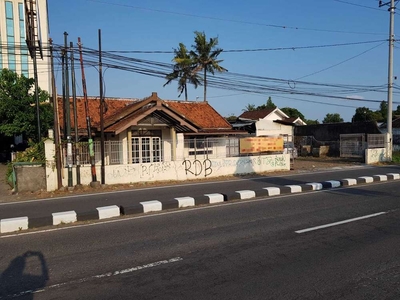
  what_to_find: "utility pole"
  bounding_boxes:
[70,42,81,186]
[78,37,99,187]
[24,0,42,142]
[64,32,73,190]
[99,29,106,185]
[49,38,62,190]
[380,0,398,160]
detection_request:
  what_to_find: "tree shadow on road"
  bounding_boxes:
[0,251,49,299]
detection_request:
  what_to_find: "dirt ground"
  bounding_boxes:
[0,156,368,203]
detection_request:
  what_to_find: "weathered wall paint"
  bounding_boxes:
[45,140,290,191]
[365,148,389,164]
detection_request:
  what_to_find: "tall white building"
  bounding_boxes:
[0,0,51,92]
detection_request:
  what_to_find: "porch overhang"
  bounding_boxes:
[107,106,199,135]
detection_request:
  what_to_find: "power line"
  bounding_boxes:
[289,41,386,80]
[85,0,387,36]
[332,0,385,11]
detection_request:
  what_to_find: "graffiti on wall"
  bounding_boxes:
[182,159,212,177]
[51,154,289,190]
[181,154,288,178]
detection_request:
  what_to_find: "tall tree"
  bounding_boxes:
[280,107,305,121]
[352,107,376,122]
[265,97,276,109]
[322,113,344,124]
[305,119,319,125]
[190,31,227,101]
[255,97,276,110]
[164,43,201,100]
[243,104,256,111]
[0,69,52,142]
[379,100,388,122]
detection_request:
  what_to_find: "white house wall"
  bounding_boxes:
[119,130,128,164]
[162,128,172,162]
[256,120,293,137]
[45,140,290,191]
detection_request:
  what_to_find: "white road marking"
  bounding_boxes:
[0,257,183,299]
[295,212,387,234]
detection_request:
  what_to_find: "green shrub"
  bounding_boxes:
[5,140,45,181]
[392,151,400,163]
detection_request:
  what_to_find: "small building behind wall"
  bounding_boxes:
[232,108,306,139]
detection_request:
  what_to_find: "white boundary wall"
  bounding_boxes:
[365,148,390,164]
[45,140,290,191]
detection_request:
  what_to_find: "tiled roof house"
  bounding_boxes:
[57,92,246,164]
[58,92,241,137]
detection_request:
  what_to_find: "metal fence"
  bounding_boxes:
[62,136,290,166]
[182,137,241,160]
[63,141,123,167]
[340,134,365,158]
[367,134,385,149]
[295,135,340,156]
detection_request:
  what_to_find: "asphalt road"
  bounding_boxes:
[0,179,399,299]
[0,165,400,220]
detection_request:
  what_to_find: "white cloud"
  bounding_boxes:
[346,95,365,100]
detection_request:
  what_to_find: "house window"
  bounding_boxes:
[131,137,162,164]
[5,1,16,72]
[187,137,213,156]
[226,138,239,157]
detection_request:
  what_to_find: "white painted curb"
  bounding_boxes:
[1,216,28,233]
[175,197,195,208]
[204,193,224,204]
[306,183,323,190]
[52,211,77,225]
[140,200,162,213]
[373,175,387,181]
[326,180,341,188]
[387,173,400,180]
[97,205,120,219]
[359,176,373,183]
[236,190,256,199]
[342,178,357,186]
[263,187,281,196]
[285,185,302,193]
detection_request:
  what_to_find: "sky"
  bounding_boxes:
[46,0,400,122]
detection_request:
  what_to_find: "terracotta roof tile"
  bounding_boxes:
[57,96,137,130]
[58,93,235,135]
[164,101,232,129]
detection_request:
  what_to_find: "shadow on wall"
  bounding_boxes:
[0,251,49,299]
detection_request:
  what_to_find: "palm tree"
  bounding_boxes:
[163,43,201,100]
[190,31,227,102]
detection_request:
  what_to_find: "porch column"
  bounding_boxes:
[170,127,176,161]
[127,130,132,164]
